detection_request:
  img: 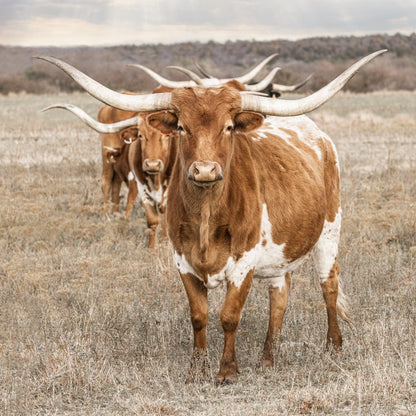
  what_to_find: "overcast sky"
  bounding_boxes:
[1,0,415,47]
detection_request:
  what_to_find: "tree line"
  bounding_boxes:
[0,33,415,95]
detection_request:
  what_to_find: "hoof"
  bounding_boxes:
[326,336,342,354]
[256,358,274,370]
[214,372,238,386]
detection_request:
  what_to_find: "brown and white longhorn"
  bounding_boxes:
[43,103,177,247]
[37,50,386,384]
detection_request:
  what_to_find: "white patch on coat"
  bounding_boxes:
[251,116,329,160]
[174,204,309,290]
[127,171,134,181]
[131,170,153,206]
[145,177,163,204]
[268,275,287,291]
[250,204,309,288]
[174,251,201,280]
[161,186,169,210]
[312,209,342,282]
[135,180,153,205]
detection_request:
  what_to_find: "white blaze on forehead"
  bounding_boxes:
[312,208,342,282]
[251,115,332,161]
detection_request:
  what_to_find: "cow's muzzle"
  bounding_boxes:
[143,159,164,174]
[188,161,223,187]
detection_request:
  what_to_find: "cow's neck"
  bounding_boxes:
[173,136,260,263]
[199,198,210,262]
[182,175,227,215]
[146,172,162,190]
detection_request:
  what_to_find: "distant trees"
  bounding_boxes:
[0,33,415,95]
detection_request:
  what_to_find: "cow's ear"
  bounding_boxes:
[147,110,178,135]
[121,127,138,143]
[234,111,264,132]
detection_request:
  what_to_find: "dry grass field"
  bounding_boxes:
[0,91,415,415]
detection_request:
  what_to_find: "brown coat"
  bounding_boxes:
[148,85,347,384]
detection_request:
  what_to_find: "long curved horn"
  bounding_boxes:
[235,53,279,84]
[244,67,280,92]
[241,50,387,116]
[167,66,205,85]
[194,60,214,78]
[193,53,279,83]
[34,56,172,112]
[127,63,196,88]
[42,103,139,133]
[169,65,280,90]
[167,66,223,87]
[271,73,313,93]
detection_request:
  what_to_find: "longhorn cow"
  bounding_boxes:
[43,102,177,248]
[193,57,313,97]
[37,50,386,384]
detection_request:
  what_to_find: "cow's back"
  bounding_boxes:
[247,115,340,263]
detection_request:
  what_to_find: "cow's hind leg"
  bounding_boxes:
[260,273,291,368]
[313,214,351,352]
[320,261,345,350]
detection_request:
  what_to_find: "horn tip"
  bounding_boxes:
[41,104,60,112]
[33,55,51,60]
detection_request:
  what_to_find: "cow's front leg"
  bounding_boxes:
[216,270,254,385]
[180,272,209,382]
[101,163,114,218]
[125,178,138,218]
[111,172,123,215]
[260,273,291,368]
[157,204,169,244]
[143,203,159,248]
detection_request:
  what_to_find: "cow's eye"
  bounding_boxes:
[225,123,233,133]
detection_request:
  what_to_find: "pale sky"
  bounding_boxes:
[1,0,415,47]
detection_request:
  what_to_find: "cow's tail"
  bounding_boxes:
[337,276,353,324]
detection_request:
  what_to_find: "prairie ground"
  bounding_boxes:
[0,91,415,415]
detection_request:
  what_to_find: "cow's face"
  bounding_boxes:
[148,86,263,188]
[121,117,172,175]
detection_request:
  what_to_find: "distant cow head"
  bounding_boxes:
[122,115,173,175]
[147,86,263,187]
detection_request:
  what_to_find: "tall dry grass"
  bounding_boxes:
[0,91,415,415]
